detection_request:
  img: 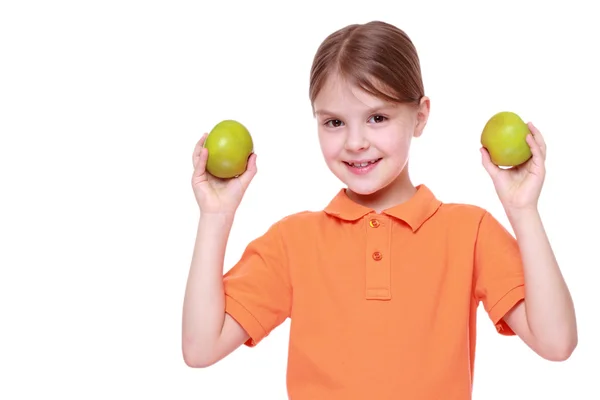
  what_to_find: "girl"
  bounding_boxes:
[182,20,577,399]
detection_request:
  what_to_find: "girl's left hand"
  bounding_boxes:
[480,122,547,212]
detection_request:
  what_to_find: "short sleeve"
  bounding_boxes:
[474,211,525,336]
[223,221,291,347]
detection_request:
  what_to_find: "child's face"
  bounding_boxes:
[313,74,429,197]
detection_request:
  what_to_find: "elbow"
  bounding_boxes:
[540,336,578,362]
[182,339,215,368]
[183,352,213,369]
[184,357,214,369]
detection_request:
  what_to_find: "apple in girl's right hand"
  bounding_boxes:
[203,120,254,179]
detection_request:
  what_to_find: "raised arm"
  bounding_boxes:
[181,133,257,367]
[480,121,577,361]
[502,209,577,361]
[182,213,249,367]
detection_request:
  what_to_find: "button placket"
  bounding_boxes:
[364,214,391,300]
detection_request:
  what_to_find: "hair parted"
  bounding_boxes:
[309,21,425,106]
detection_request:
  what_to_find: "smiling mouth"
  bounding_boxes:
[343,158,382,168]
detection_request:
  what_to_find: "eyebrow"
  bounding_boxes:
[314,106,394,117]
[314,109,335,117]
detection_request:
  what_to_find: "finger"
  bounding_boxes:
[527,122,546,158]
[237,153,258,188]
[193,147,209,178]
[525,133,545,168]
[480,147,500,178]
[192,133,208,169]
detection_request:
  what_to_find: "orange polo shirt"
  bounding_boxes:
[223,184,525,399]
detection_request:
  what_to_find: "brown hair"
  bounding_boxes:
[309,21,424,107]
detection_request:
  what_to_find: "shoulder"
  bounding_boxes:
[433,200,509,238]
[273,209,329,233]
[234,211,323,261]
[264,208,347,248]
[436,200,514,244]
[436,201,489,224]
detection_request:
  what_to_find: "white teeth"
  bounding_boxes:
[348,160,378,168]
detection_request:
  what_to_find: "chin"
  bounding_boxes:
[345,182,384,196]
[342,173,400,196]
[344,172,405,198]
[328,161,402,196]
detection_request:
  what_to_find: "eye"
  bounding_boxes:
[368,115,387,123]
[325,119,344,128]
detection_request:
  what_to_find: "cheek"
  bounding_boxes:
[375,130,412,159]
[378,135,405,153]
[318,133,342,160]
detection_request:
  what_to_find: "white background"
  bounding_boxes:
[1,0,598,399]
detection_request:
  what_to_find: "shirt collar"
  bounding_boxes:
[323,184,442,232]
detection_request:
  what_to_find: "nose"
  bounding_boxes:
[344,125,369,152]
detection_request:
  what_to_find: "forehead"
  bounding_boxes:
[313,74,391,115]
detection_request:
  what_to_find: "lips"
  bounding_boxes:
[343,158,382,175]
[344,158,382,168]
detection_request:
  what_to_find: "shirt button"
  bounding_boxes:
[372,251,382,261]
[369,219,380,228]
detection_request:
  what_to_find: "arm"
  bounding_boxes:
[181,212,249,368]
[503,208,577,361]
[480,122,577,361]
[183,134,259,367]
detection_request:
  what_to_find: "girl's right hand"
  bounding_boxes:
[191,133,258,215]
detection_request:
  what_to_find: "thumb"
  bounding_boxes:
[480,147,500,178]
[237,152,258,189]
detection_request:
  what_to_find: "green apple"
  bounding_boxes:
[204,119,254,179]
[480,111,532,167]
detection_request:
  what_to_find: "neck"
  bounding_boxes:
[345,166,416,212]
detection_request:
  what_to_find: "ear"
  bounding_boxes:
[413,96,430,138]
